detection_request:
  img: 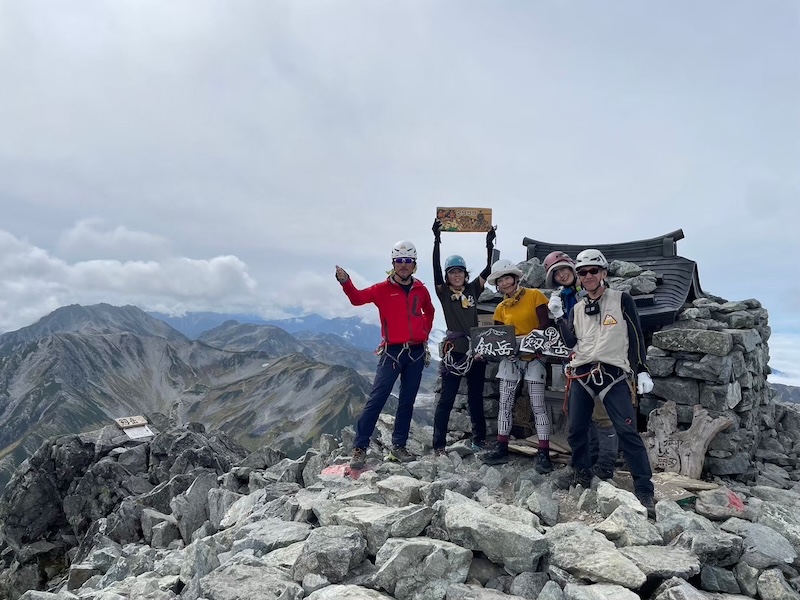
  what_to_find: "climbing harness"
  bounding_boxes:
[563,362,632,414]
[440,333,474,376]
[375,341,428,369]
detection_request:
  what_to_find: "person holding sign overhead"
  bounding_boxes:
[480,258,553,470]
[430,218,496,455]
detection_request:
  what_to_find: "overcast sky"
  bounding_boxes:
[1,1,798,377]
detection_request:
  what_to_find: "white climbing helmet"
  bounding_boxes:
[486,258,523,286]
[391,240,417,261]
[575,248,609,270]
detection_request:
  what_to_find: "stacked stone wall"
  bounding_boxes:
[642,297,772,479]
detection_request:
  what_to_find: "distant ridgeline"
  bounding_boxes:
[149,311,383,351]
[0,304,388,488]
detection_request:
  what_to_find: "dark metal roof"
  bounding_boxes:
[481,229,703,332]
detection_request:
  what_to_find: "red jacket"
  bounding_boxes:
[341,277,434,345]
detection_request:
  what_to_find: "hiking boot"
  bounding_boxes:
[636,492,657,519]
[554,467,593,490]
[480,443,509,465]
[471,439,487,452]
[433,447,448,457]
[349,447,367,470]
[592,465,614,480]
[534,451,553,474]
[387,446,415,463]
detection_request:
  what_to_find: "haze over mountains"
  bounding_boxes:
[0,304,377,487]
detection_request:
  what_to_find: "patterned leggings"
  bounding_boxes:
[497,379,549,440]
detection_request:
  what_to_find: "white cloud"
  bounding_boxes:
[767,332,800,388]
[58,218,173,261]
[0,229,257,332]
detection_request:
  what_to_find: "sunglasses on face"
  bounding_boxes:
[393,258,415,264]
[577,267,601,277]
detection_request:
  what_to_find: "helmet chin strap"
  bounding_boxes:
[585,280,606,298]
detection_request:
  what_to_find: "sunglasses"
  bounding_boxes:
[393,257,415,264]
[577,267,602,277]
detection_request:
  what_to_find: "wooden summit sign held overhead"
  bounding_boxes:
[436,207,493,232]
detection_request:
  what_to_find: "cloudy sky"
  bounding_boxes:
[1,2,798,378]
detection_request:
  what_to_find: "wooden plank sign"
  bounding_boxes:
[518,326,571,358]
[470,325,515,361]
[436,207,493,232]
[114,415,149,429]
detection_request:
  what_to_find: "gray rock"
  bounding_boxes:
[647,356,676,378]
[595,482,647,518]
[668,529,743,567]
[694,488,749,521]
[150,518,182,549]
[525,485,559,526]
[301,572,330,595]
[376,475,425,507]
[720,517,797,568]
[562,583,640,599]
[231,518,312,556]
[306,584,394,599]
[675,355,734,383]
[626,274,657,295]
[199,564,303,599]
[169,470,218,543]
[141,509,177,545]
[656,499,719,543]
[291,525,367,584]
[545,522,646,589]
[594,506,663,547]
[180,537,221,582]
[700,564,741,593]
[652,329,734,357]
[757,567,800,599]
[332,503,434,555]
[609,260,643,277]
[705,453,752,476]
[518,259,546,289]
[443,490,547,574]
[373,537,472,600]
[509,571,549,599]
[485,503,543,533]
[445,584,529,599]
[537,581,566,600]
[618,545,700,579]
[650,377,700,405]
[208,489,243,530]
[756,500,800,555]
[734,561,760,596]
[699,382,742,411]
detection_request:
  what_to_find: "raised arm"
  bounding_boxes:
[335,265,376,306]
[476,226,496,290]
[432,219,445,289]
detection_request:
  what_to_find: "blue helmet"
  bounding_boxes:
[444,255,467,273]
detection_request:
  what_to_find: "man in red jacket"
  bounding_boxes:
[335,240,435,469]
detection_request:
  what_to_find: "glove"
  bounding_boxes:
[637,372,654,395]
[432,219,442,240]
[335,265,350,284]
[547,293,564,320]
[486,225,497,248]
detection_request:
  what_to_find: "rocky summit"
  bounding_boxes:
[2,404,800,600]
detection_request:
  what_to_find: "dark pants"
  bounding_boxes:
[433,357,487,449]
[568,371,654,495]
[354,344,426,449]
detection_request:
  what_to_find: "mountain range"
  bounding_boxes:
[0,304,375,487]
[150,311,383,350]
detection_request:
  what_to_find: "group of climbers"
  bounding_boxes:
[335,222,656,516]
